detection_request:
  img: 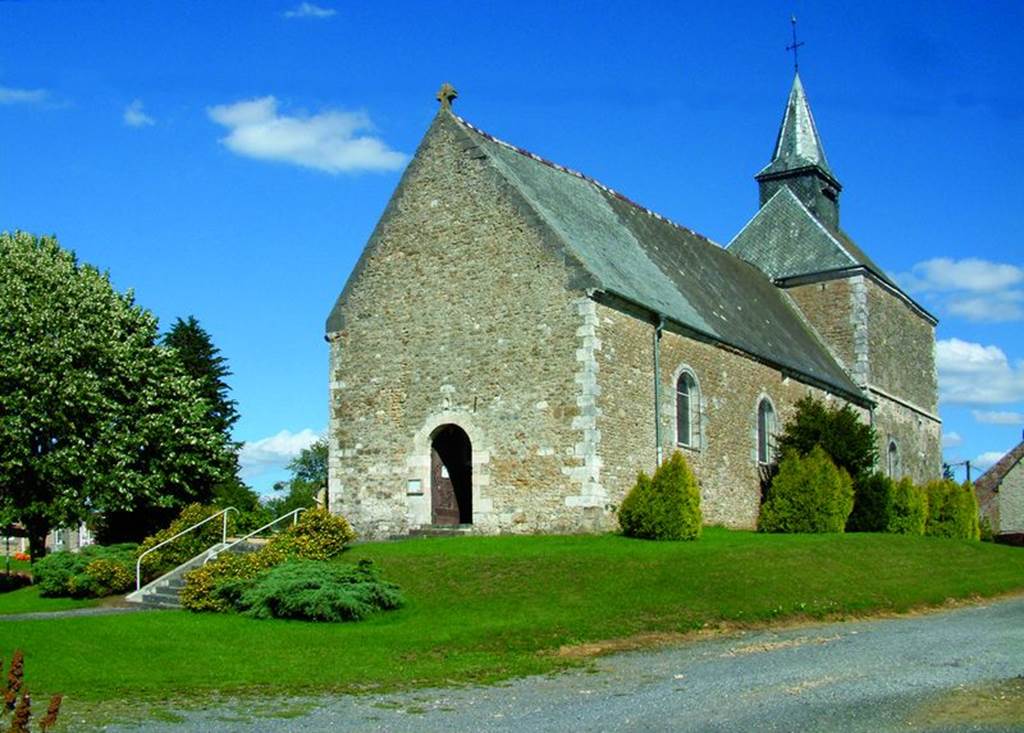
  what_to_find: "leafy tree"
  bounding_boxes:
[266,438,328,518]
[776,396,877,480]
[0,232,235,557]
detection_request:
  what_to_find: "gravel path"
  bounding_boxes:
[102,596,1024,732]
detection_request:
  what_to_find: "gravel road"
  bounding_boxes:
[104,595,1024,732]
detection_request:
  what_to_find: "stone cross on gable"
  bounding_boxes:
[436,82,458,110]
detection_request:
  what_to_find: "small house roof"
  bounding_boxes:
[975,439,1024,496]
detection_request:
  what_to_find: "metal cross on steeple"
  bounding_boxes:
[786,15,805,72]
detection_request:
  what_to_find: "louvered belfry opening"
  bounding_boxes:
[430,424,473,525]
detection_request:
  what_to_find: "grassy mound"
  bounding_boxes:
[3,529,1023,706]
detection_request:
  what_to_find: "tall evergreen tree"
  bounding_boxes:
[163,316,239,439]
[161,316,255,512]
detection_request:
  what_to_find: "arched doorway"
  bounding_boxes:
[431,424,473,525]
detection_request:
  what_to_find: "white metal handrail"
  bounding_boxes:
[209,507,306,561]
[135,507,237,591]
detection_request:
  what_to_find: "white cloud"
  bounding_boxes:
[283,2,336,18]
[123,99,155,127]
[208,96,407,173]
[941,431,962,448]
[239,428,320,478]
[974,450,1008,472]
[0,85,47,105]
[972,410,1024,425]
[936,337,1024,404]
[899,258,1024,322]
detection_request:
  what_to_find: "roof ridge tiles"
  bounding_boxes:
[452,113,718,248]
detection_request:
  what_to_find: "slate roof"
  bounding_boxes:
[975,439,1024,496]
[729,187,898,287]
[758,73,836,182]
[450,114,867,403]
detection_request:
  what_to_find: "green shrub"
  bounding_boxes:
[979,516,996,542]
[759,446,854,533]
[847,472,893,532]
[776,396,877,481]
[0,572,32,593]
[32,544,138,598]
[924,479,980,540]
[618,452,702,541]
[137,504,226,580]
[215,559,404,622]
[886,477,928,535]
[181,508,357,612]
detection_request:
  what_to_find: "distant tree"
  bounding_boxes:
[942,462,956,481]
[776,396,878,480]
[0,232,235,556]
[267,438,328,517]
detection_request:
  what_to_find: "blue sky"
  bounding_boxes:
[2,1,1021,491]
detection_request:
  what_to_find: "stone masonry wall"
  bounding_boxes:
[864,280,938,413]
[327,112,605,539]
[998,461,1024,534]
[784,277,866,385]
[594,301,858,529]
[871,393,941,484]
[787,275,940,484]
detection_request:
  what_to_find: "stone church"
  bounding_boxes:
[325,75,941,538]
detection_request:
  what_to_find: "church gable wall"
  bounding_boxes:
[594,301,854,529]
[328,114,603,539]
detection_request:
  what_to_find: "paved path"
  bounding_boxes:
[0,604,148,622]
[105,596,1024,732]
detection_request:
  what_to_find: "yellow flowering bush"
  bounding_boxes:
[180,509,357,612]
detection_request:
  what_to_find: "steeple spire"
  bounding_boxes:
[755,74,842,228]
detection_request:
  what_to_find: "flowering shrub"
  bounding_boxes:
[181,509,357,613]
[136,504,224,580]
[33,544,137,598]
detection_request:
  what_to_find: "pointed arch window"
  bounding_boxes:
[887,440,901,478]
[757,398,776,464]
[675,370,699,448]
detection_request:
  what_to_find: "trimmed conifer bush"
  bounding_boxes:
[618,452,702,541]
[885,477,928,535]
[758,446,854,533]
[923,479,980,540]
[846,472,893,532]
[217,559,404,622]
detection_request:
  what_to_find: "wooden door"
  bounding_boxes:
[431,447,460,525]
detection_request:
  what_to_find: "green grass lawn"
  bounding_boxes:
[0,585,102,616]
[2,529,1023,707]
